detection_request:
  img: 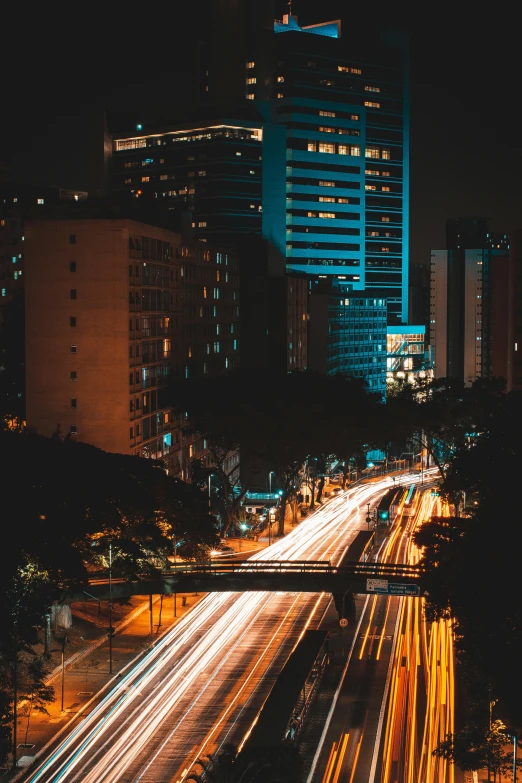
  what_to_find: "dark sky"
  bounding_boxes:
[3,1,521,264]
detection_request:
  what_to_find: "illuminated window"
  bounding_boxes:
[338,144,348,155]
[198,221,207,227]
[319,126,335,133]
[364,85,381,93]
[246,93,255,100]
[246,61,255,68]
[381,247,390,252]
[277,75,284,82]
[216,270,220,281]
[318,142,335,154]
[382,186,391,192]
[307,211,317,218]
[319,180,335,187]
[214,341,220,353]
[203,287,207,299]
[365,147,380,159]
[365,101,381,108]
[125,178,132,184]
[246,77,256,84]
[141,176,150,182]
[365,184,377,191]
[368,231,379,236]
[249,170,256,174]
[337,197,350,203]
[319,196,335,203]
[277,92,284,98]
[37,198,44,205]
[365,169,379,176]
[350,145,360,156]
[307,141,317,151]
[382,216,390,222]
[198,170,207,176]
[351,67,362,74]
[320,79,333,86]
[351,114,360,121]
[382,171,390,176]
[338,65,349,72]
[318,212,336,218]
[319,110,336,117]
[381,149,391,160]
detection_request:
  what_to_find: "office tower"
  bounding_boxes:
[24,214,240,475]
[386,324,432,386]
[109,6,409,327]
[308,279,387,396]
[430,218,510,384]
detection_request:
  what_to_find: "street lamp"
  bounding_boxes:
[366,502,372,531]
[108,543,113,675]
[269,471,275,496]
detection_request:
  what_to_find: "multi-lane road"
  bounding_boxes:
[21,472,452,783]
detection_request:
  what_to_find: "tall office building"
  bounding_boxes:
[430,218,510,384]
[109,6,409,326]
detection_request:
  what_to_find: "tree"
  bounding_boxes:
[0,293,26,424]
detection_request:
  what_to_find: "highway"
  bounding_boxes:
[21,474,433,783]
[309,482,455,783]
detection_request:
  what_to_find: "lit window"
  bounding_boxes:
[318,142,335,154]
[364,85,381,93]
[319,180,335,187]
[318,212,336,219]
[37,198,44,205]
[381,149,391,160]
[337,65,349,72]
[307,141,317,152]
[382,186,391,192]
[203,286,207,298]
[319,110,335,117]
[365,185,376,191]
[160,174,168,180]
[141,176,150,182]
[246,61,255,68]
[198,221,207,227]
[382,216,390,222]
[125,178,132,184]
[277,92,284,98]
[319,196,335,203]
[214,341,220,353]
[350,145,360,156]
[382,171,390,176]
[249,170,256,174]
[246,93,255,100]
[365,147,380,159]
[198,170,207,176]
[319,126,335,133]
[350,67,362,74]
[246,77,256,84]
[307,211,317,218]
[337,197,350,203]
[365,169,379,176]
[381,247,390,252]
[364,101,381,108]
[277,75,284,82]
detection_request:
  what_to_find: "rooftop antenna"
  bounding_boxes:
[287,1,293,14]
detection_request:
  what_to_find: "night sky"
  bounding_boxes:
[3,1,520,264]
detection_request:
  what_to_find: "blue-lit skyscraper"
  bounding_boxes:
[252,11,410,324]
[110,4,410,328]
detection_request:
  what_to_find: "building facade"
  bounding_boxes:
[308,280,387,396]
[24,216,241,476]
[430,218,510,384]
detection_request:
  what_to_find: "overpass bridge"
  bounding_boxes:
[67,560,425,622]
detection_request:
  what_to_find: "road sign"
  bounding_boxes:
[389,583,420,596]
[339,618,349,627]
[366,578,389,593]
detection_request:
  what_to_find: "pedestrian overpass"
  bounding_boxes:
[65,559,425,622]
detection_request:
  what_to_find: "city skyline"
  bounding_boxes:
[2,1,521,268]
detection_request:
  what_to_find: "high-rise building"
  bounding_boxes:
[109,8,410,325]
[308,279,387,396]
[24,213,240,476]
[430,218,510,384]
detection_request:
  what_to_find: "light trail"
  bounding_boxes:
[24,475,423,783]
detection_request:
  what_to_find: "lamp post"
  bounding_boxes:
[208,474,211,509]
[366,502,372,531]
[108,543,113,675]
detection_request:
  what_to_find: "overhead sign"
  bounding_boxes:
[389,584,420,596]
[366,579,420,597]
[366,578,389,593]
